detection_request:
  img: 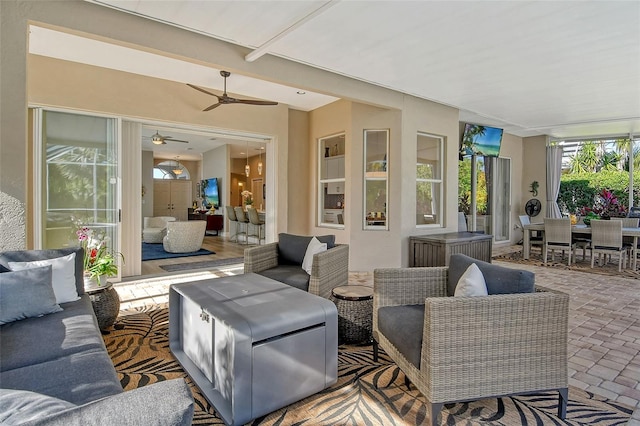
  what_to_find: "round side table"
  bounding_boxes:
[86,283,120,331]
[331,285,373,345]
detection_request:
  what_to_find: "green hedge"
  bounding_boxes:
[558,170,640,214]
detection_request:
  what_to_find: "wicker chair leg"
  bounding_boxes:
[558,388,568,419]
[372,339,379,362]
[404,374,411,390]
[430,402,444,426]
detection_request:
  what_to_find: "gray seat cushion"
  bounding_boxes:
[447,253,535,296]
[0,296,105,372]
[377,304,424,369]
[277,233,336,265]
[258,265,310,292]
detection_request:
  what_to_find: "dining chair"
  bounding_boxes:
[543,218,576,266]
[590,219,626,272]
[612,217,639,265]
[519,215,543,255]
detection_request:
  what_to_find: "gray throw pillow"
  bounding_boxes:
[0,266,63,325]
[447,253,535,296]
[0,388,74,425]
[277,233,336,265]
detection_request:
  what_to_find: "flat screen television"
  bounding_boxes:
[460,123,503,157]
[201,177,220,209]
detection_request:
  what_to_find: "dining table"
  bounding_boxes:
[523,223,640,270]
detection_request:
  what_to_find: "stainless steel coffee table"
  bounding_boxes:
[169,273,338,426]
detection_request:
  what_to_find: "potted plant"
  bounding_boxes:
[76,226,124,288]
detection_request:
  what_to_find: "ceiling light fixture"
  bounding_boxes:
[173,156,183,175]
[152,131,164,145]
[258,146,263,176]
[245,142,250,177]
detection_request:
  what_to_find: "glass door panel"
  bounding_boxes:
[40,110,119,269]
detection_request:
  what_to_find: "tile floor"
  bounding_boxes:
[112,248,640,424]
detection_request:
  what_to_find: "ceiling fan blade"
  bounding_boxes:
[234,99,279,106]
[203,103,222,111]
[187,83,220,98]
[166,138,189,143]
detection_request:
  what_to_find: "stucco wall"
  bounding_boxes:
[288,109,311,235]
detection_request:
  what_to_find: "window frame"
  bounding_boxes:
[363,129,389,231]
[317,132,346,229]
[416,132,444,229]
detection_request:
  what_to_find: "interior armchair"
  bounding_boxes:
[142,216,176,243]
[244,233,349,299]
[163,220,206,253]
[373,254,569,426]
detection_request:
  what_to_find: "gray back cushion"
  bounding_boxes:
[277,233,335,265]
[0,248,85,296]
[447,253,535,296]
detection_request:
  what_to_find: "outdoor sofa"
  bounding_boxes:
[0,248,194,425]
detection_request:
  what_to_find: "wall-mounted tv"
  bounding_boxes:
[201,177,220,209]
[460,123,503,157]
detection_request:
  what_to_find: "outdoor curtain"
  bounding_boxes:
[546,145,563,218]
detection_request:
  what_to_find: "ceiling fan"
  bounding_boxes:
[144,130,189,145]
[187,71,279,111]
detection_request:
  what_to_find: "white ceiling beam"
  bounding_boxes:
[245,0,340,63]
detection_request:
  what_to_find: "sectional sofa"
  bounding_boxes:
[0,248,194,425]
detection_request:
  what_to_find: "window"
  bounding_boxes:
[416,133,443,227]
[153,160,190,180]
[364,129,388,230]
[318,133,345,228]
[458,155,510,238]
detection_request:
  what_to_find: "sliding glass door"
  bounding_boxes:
[35,109,120,270]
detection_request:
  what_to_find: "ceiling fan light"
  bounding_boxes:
[152,131,164,145]
[173,168,183,175]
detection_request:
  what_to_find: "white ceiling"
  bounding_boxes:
[32,1,640,158]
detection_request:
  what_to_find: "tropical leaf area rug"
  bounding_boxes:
[493,246,640,280]
[104,306,633,426]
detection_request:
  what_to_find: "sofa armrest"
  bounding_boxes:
[244,242,279,274]
[308,244,349,299]
[421,289,569,403]
[25,379,194,426]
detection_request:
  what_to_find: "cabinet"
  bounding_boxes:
[323,209,344,224]
[154,180,191,221]
[324,155,345,179]
[188,210,223,236]
[327,182,344,195]
[409,232,493,267]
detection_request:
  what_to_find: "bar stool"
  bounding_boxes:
[247,207,265,245]
[225,206,240,242]
[233,206,249,244]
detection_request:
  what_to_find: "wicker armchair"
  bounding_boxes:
[244,234,349,299]
[373,266,569,426]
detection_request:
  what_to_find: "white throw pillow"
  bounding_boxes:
[8,253,79,304]
[302,237,328,275]
[454,263,488,297]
